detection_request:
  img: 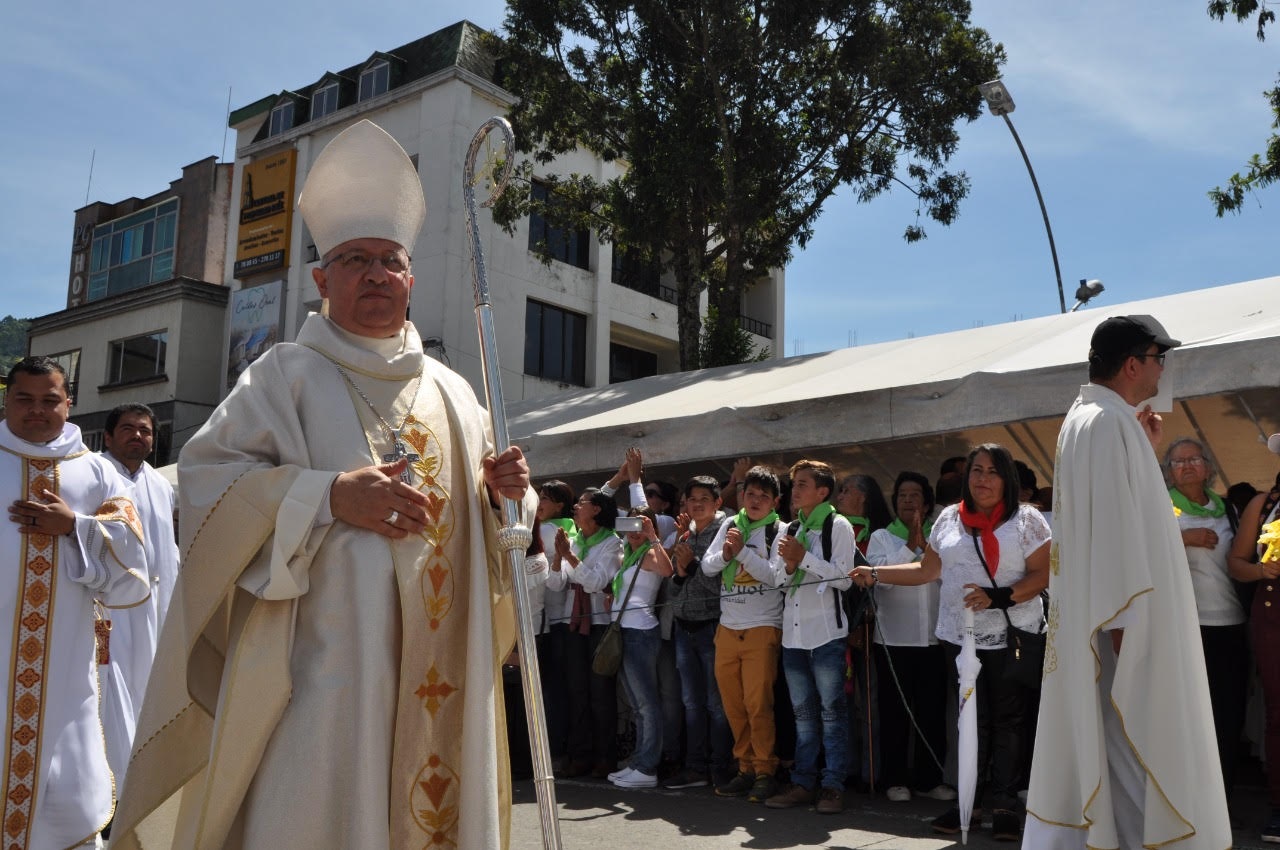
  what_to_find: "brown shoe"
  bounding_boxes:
[764,783,815,809]
[590,760,614,779]
[816,787,844,814]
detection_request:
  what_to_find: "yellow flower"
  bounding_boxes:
[1259,518,1280,564]
[1172,505,1182,517]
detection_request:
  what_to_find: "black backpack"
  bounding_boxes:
[784,512,870,630]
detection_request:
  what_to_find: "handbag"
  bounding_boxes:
[970,531,1046,689]
[591,562,643,677]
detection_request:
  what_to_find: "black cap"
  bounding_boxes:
[1089,315,1181,360]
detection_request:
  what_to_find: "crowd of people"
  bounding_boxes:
[516,413,1278,843]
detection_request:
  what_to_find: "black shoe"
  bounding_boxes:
[992,809,1022,842]
[714,771,755,797]
[746,774,777,803]
[932,807,982,835]
[1263,808,1280,843]
[663,769,710,790]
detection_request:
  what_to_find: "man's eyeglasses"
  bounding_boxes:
[321,248,411,275]
[1131,352,1166,365]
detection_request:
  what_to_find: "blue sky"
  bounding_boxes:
[3,1,1276,355]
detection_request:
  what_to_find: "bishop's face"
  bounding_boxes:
[312,237,414,338]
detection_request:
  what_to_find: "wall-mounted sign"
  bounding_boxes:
[226,280,283,389]
[234,150,296,278]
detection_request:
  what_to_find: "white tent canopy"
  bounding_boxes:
[508,276,1280,491]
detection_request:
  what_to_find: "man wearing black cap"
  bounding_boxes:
[1023,316,1231,849]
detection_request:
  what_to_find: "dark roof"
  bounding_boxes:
[229,21,496,131]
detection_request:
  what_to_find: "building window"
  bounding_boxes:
[611,246,674,302]
[311,82,339,120]
[529,182,590,270]
[524,300,586,385]
[46,349,81,401]
[269,101,294,136]
[87,198,179,301]
[359,60,390,101]
[609,343,658,384]
[106,331,168,386]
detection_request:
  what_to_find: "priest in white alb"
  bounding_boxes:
[2,356,149,850]
[113,120,534,850]
[98,402,180,800]
[1023,315,1231,850]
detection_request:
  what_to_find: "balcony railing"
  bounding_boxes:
[739,314,773,339]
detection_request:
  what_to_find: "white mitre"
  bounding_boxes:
[298,119,426,257]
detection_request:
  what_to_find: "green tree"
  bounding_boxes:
[492,0,1003,369]
[0,316,30,378]
[1208,0,1280,214]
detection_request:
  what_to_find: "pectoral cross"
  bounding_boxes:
[383,429,421,485]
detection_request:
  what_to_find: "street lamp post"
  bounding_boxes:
[979,79,1067,314]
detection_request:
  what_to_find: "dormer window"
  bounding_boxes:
[359,60,390,101]
[311,82,340,120]
[268,101,294,137]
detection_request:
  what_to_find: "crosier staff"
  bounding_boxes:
[464,116,563,850]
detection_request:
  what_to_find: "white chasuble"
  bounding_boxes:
[0,422,148,850]
[114,316,530,850]
[1024,384,1230,850]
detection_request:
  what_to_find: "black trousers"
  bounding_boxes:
[560,623,617,767]
[874,643,947,791]
[943,640,1027,810]
[1201,622,1249,793]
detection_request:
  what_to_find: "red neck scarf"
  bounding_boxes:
[958,501,1005,579]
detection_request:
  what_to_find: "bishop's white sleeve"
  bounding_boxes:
[236,469,341,600]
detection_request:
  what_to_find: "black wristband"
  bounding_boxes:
[984,586,1015,610]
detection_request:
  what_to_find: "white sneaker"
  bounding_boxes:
[607,766,633,783]
[613,769,658,788]
[886,786,912,802]
[924,784,958,801]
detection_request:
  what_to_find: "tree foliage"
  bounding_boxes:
[491,0,1003,369]
[1208,0,1280,215]
[0,316,30,380]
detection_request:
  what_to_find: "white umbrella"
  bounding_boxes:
[956,606,982,844]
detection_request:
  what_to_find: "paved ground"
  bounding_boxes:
[512,776,1276,849]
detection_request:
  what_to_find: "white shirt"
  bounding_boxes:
[866,527,940,647]
[929,504,1051,648]
[545,531,622,626]
[701,517,784,630]
[1175,500,1241,626]
[611,554,664,630]
[769,512,855,650]
[537,522,569,633]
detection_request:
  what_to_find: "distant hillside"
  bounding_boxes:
[0,316,30,379]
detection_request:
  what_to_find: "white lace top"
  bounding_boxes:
[930,503,1051,648]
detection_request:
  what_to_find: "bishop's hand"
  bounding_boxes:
[330,458,430,539]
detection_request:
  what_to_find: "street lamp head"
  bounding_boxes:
[1070,279,1106,312]
[979,79,1016,116]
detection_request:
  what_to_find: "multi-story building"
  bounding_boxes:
[26,157,233,463]
[226,20,783,403]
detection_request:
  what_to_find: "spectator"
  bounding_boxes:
[548,488,623,778]
[665,476,732,788]
[608,507,675,788]
[1165,437,1247,796]
[866,472,951,805]
[701,466,786,802]
[1228,481,1260,517]
[765,459,856,815]
[537,480,576,770]
[854,444,1050,841]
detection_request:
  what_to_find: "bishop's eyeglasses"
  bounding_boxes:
[321,248,411,275]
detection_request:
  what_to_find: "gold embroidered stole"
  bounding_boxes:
[334,360,482,848]
[2,459,60,846]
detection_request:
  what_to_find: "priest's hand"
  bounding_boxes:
[9,491,75,536]
[1137,404,1163,449]
[330,459,429,539]
[483,445,529,506]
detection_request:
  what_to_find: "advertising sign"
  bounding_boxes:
[234,150,296,278]
[227,280,283,389]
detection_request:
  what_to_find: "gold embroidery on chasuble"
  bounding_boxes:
[1043,597,1060,678]
[2,459,60,846]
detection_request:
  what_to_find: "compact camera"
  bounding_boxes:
[616,516,645,533]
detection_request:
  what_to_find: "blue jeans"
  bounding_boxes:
[783,639,849,791]
[621,626,663,774]
[675,623,731,775]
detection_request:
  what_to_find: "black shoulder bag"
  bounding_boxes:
[592,563,643,677]
[971,530,1045,690]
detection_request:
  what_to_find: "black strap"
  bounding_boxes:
[970,529,1042,636]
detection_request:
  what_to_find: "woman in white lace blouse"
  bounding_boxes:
[851,443,1050,842]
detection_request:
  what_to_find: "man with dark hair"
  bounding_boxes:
[663,475,731,789]
[765,459,855,814]
[940,456,967,478]
[1,356,148,847]
[98,402,180,795]
[1024,315,1230,849]
[701,466,785,801]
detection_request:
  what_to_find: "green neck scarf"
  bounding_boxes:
[548,517,578,547]
[789,502,837,595]
[843,514,870,543]
[577,526,615,561]
[1169,487,1226,519]
[722,509,780,591]
[886,517,933,542]
[613,541,652,598]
